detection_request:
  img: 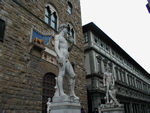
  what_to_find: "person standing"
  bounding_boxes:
[81,106,86,113]
[92,108,99,113]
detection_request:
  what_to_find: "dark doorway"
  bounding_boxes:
[42,73,56,113]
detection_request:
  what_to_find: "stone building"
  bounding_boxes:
[0,0,87,113]
[83,22,150,113]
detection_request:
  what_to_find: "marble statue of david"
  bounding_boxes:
[53,24,79,101]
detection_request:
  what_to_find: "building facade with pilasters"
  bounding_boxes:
[83,22,150,113]
[0,0,88,113]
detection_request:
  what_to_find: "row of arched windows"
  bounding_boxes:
[44,2,75,43]
[45,2,72,31]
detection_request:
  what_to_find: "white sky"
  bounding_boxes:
[80,0,150,74]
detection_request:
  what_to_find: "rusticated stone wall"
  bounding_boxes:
[0,0,87,113]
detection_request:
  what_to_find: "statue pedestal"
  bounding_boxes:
[101,104,124,113]
[50,96,81,113]
[50,102,81,113]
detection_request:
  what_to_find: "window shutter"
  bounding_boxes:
[0,19,5,42]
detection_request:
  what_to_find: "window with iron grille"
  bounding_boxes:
[42,73,56,113]
[0,19,5,42]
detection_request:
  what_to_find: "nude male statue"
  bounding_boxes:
[103,66,115,104]
[54,24,79,100]
[103,65,121,107]
[109,85,121,107]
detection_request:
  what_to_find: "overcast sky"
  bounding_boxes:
[80,0,150,73]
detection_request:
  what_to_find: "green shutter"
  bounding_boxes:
[0,19,5,42]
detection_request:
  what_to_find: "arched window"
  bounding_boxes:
[45,6,51,25]
[0,19,5,42]
[70,28,74,39]
[51,12,57,30]
[45,5,58,30]
[67,2,72,14]
[67,23,75,44]
[42,73,56,113]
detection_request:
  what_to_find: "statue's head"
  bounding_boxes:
[48,97,51,102]
[108,65,112,73]
[58,24,69,34]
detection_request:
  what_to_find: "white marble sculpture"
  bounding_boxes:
[53,24,79,101]
[103,66,121,107]
[109,85,121,107]
[47,98,51,113]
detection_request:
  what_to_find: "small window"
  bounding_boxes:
[70,28,74,39]
[83,32,88,43]
[45,5,58,30]
[112,51,115,55]
[68,2,72,14]
[0,19,5,42]
[45,6,51,25]
[106,46,110,52]
[67,24,75,43]
[94,38,98,43]
[71,62,75,70]
[100,43,103,47]
[51,12,57,30]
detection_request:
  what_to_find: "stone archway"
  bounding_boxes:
[42,73,56,113]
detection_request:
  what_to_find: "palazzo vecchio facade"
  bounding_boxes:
[0,0,87,113]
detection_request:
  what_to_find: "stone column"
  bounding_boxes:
[112,64,117,81]
[141,81,143,90]
[120,69,123,81]
[117,68,121,81]
[134,78,137,88]
[101,59,105,74]
[125,72,129,85]
[89,50,97,73]
[146,104,149,113]
[97,55,103,76]
[129,102,133,113]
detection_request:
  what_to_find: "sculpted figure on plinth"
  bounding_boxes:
[103,66,121,107]
[53,24,79,102]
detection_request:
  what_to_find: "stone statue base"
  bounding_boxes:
[101,104,124,113]
[50,102,81,113]
[50,95,80,113]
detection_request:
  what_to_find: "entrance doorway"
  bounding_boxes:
[42,73,56,113]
